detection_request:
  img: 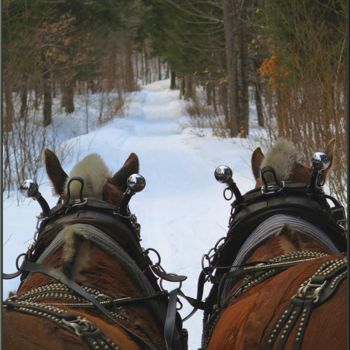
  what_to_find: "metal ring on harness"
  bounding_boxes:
[66,177,85,202]
[261,166,282,191]
[223,188,234,201]
[145,248,162,266]
[16,253,27,271]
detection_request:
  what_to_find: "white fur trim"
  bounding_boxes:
[261,139,298,181]
[62,225,88,262]
[66,154,111,199]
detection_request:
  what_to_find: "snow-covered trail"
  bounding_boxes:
[3,79,257,349]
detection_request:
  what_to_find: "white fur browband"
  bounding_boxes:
[261,139,298,181]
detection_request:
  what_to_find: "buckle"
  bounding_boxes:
[61,317,97,336]
[296,280,327,303]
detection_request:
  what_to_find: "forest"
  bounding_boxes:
[2,0,347,204]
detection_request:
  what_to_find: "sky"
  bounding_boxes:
[3,78,267,349]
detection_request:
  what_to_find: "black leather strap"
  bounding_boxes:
[2,271,22,279]
[267,257,347,350]
[4,299,118,350]
[21,261,157,350]
[164,289,179,350]
[180,271,207,322]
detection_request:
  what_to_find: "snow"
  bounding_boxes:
[3,79,263,349]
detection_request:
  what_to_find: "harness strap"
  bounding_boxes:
[21,261,158,350]
[164,289,179,350]
[162,287,206,350]
[267,257,347,350]
[3,271,22,279]
[181,271,207,322]
[4,299,119,350]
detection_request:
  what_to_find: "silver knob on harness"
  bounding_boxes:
[20,179,39,198]
[127,174,146,193]
[19,179,50,215]
[119,174,146,216]
[214,165,242,202]
[312,152,331,171]
[214,165,233,184]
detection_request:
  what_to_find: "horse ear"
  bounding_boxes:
[325,138,335,167]
[322,138,336,179]
[251,147,265,179]
[44,149,68,195]
[110,153,139,190]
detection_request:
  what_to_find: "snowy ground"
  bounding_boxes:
[3,79,265,349]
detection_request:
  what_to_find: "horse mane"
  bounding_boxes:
[67,154,111,199]
[260,139,298,182]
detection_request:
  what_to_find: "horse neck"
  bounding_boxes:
[246,233,332,263]
[20,247,142,297]
[19,238,147,299]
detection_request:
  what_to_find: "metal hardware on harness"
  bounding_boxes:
[145,248,187,289]
[4,299,120,350]
[215,165,242,203]
[260,166,283,193]
[296,280,327,303]
[19,179,50,216]
[66,177,85,202]
[267,256,347,350]
[61,317,97,337]
[310,151,331,192]
[201,237,226,281]
[119,174,146,216]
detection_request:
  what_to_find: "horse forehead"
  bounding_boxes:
[290,163,311,181]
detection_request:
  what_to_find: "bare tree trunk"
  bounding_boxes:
[62,78,75,114]
[170,71,176,89]
[213,84,218,114]
[107,42,117,91]
[34,84,40,110]
[4,81,14,132]
[223,0,239,136]
[42,64,52,127]
[20,77,28,120]
[206,81,212,105]
[219,82,229,126]
[134,51,140,82]
[237,13,249,137]
[3,131,12,194]
[125,45,135,92]
[158,56,162,80]
[165,63,170,79]
[180,76,185,98]
[254,59,264,127]
[184,75,194,100]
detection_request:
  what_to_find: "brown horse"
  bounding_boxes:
[201,139,347,350]
[3,150,187,350]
